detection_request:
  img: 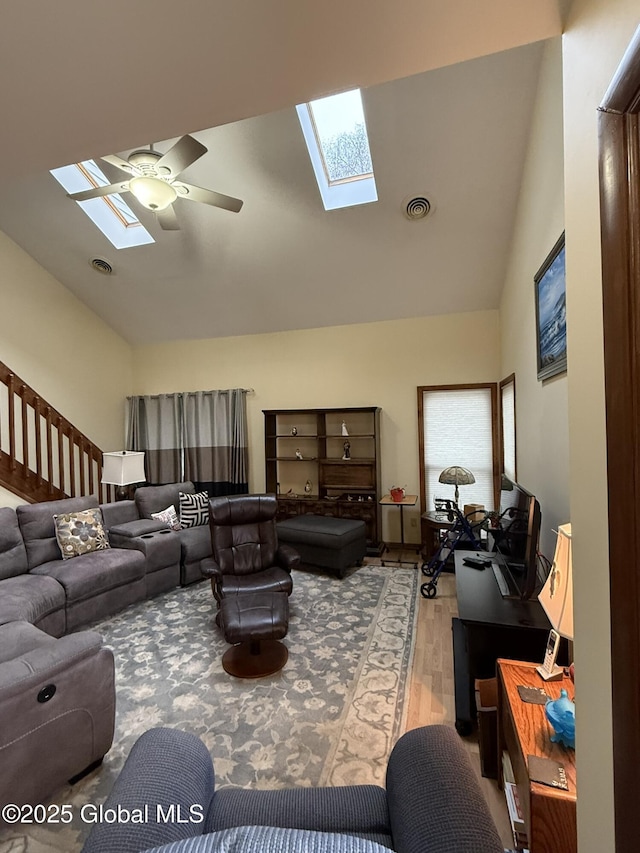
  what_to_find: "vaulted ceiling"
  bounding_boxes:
[0,1,563,345]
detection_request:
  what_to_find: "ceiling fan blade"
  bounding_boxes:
[154,135,207,177]
[68,181,130,202]
[101,154,135,174]
[175,182,243,213]
[156,204,181,231]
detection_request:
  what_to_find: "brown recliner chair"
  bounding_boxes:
[202,494,297,602]
[202,494,299,677]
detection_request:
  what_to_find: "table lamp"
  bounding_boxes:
[438,466,475,506]
[101,450,146,500]
[537,523,573,681]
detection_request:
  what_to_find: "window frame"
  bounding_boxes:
[499,373,517,482]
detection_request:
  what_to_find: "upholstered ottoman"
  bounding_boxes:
[276,515,366,578]
[218,592,289,678]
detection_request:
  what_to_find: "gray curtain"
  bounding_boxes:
[127,389,248,494]
[182,389,248,495]
[127,395,183,485]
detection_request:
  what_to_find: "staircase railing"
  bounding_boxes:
[0,361,115,504]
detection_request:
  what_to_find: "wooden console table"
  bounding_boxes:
[497,658,577,853]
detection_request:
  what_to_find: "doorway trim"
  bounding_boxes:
[598,25,640,853]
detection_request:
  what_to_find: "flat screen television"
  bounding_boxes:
[490,478,542,600]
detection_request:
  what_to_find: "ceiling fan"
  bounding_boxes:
[67,134,243,230]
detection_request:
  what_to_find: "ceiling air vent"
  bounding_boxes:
[402,195,432,221]
[90,258,113,275]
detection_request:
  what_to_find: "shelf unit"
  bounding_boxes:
[263,407,381,549]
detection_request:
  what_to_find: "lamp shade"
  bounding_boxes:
[439,466,476,488]
[129,176,177,211]
[438,466,475,505]
[538,523,573,640]
[101,451,146,486]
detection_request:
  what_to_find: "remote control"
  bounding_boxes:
[463,556,492,569]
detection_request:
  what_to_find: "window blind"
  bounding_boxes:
[422,387,495,511]
[501,380,516,482]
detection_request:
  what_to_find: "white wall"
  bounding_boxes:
[0,231,133,507]
[499,37,568,561]
[132,310,500,544]
[561,3,640,851]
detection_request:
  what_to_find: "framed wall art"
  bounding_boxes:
[534,232,567,381]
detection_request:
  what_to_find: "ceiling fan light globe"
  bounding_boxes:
[129,176,177,211]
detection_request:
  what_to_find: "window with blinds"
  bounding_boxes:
[418,384,499,513]
[500,375,516,482]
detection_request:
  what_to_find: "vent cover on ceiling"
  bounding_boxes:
[90,258,113,275]
[402,195,432,221]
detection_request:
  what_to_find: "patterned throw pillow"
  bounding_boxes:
[151,504,182,531]
[54,508,110,560]
[179,491,209,528]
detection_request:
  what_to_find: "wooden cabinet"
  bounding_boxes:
[497,659,577,853]
[263,407,381,549]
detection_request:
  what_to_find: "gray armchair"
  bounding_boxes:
[81,724,504,852]
[0,620,115,812]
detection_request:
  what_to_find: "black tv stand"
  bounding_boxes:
[452,550,557,735]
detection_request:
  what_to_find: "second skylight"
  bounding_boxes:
[297,88,377,210]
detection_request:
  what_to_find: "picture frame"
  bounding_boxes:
[534,232,567,381]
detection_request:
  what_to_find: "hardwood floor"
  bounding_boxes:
[370,549,513,847]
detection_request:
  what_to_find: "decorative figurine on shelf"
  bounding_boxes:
[304,479,312,494]
[286,488,297,498]
[295,449,303,460]
[342,440,351,460]
[341,421,349,436]
[545,688,576,749]
[291,426,298,436]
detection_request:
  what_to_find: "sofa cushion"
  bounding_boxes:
[54,508,110,560]
[179,492,208,529]
[0,620,57,664]
[177,525,212,564]
[0,506,28,580]
[100,499,140,529]
[0,574,65,629]
[109,519,168,539]
[208,784,389,837]
[152,505,182,531]
[30,548,145,604]
[135,482,195,519]
[17,496,98,570]
[146,826,394,853]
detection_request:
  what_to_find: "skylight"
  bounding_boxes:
[296,88,377,211]
[50,161,154,249]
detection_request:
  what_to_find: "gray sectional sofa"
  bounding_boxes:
[0,481,213,639]
[0,481,213,814]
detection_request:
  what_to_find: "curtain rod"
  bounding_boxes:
[126,388,254,400]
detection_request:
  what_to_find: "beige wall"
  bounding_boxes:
[0,231,133,458]
[132,310,500,543]
[499,36,568,560]
[562,2,640,850]
[0,485,26,509]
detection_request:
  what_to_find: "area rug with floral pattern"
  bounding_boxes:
[0,563,418,853]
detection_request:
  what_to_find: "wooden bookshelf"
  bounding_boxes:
[263,407,381,549]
